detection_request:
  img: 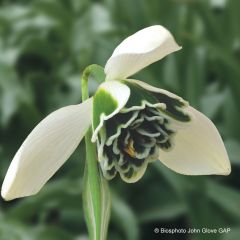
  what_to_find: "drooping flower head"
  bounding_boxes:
[1,26,231,201]
[92,80,192,182]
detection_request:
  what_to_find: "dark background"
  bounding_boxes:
[0,0,240,239]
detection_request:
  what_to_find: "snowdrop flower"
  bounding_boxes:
[1,25,231,201]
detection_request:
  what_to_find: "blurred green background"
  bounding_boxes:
[0,0,240,239]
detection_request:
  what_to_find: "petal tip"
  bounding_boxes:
[220,163,231,176]
[1,177,20,201]
[177,45,182,51]
[1,188,13,201]
[158,106,232,177]
[170,42,182,54]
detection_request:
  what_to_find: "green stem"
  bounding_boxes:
[82,64,106,100]
[81,65,110,240]
[83,129,101,239]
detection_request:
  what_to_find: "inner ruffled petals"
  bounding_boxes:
[97,105,175,182]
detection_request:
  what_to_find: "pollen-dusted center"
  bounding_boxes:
[97,105,175,182]
[124,138,135,157]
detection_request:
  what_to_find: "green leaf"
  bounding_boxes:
[200,87,226,119]
[138,201,186,223]
[112,194,139,240]
[224,139,240,165]
[33,226,74,240]
[207,181,240,219]
[220,228,240,240]
[7,179,82,222]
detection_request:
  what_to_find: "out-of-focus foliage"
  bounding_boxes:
[0,0,240,239]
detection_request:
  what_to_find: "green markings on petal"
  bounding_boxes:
[121,80,159,110]
[97,106,174,183]
[124,79,192,122]
[92,81,130,142]
[152,92,191,122]
[93,89,118,130]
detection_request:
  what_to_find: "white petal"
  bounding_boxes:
[105,25,181,80]
[159,107,231,175]
[1,98,92,200]
[92,81,130,142]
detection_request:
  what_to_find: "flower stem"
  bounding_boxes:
[81,65,110,240]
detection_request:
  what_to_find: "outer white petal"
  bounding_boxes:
[159,107,231,175]
[105,25,181,80]
[1,98,92,200]
[92,81,130,142]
